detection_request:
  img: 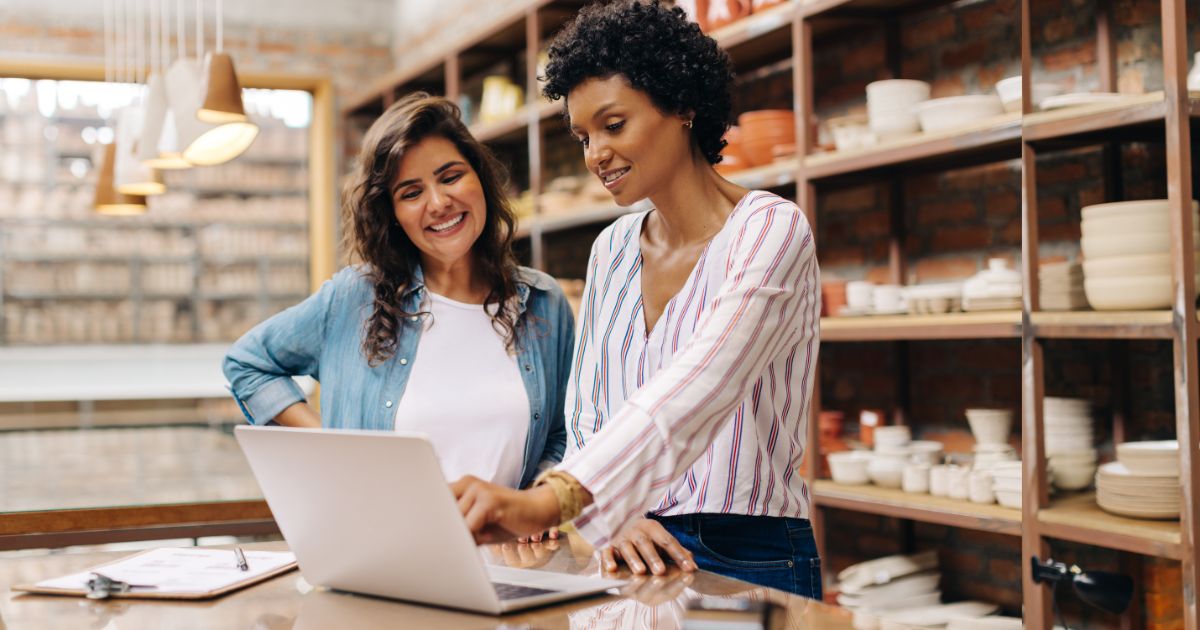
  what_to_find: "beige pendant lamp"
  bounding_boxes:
[114,0,166,196]
[95,0,147,214]
[175,0,258,165]
[140,0,190,169]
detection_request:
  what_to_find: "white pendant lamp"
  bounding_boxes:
[95,0,147,214]
[173,0,258,166]
[140,0,190,169]
[113,0,166,196]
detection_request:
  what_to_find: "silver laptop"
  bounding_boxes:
[234,425,624,614]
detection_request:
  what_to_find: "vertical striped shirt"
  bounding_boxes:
[558,190,821,547]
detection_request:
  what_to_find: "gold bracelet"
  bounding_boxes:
[534,470,586,523]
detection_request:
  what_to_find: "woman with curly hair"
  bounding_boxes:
[452,0,822,597]
[223,93,574,506]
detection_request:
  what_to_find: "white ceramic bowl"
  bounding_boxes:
[866,79,931,113]
[873,425,912,448]
[1081,230,1199,259]
[1084,275,1172,310]
[965,408,1013,445]
[1116,440,1180,476]
[866,80,930,139]
[868,109,921,140]
[1081,252,1200,280]
[1080,199,1199,222]
[994,489,1022,509]
[907,440,946,465]
[913,95,1004,133]
[995,75,1063,112]
[1053,462,1097,490]
[828,115,875,152]
[868,456,907,488]
[1082,215,1170,239]
[829,451,873,485]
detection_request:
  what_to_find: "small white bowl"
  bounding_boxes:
[868,456,907,488]
[873,425,912,448]
[1085,275,1173,310]
[829,451,873,485]
[907,440,945,465]
[913,95,1004,133]
[995,75,1064,112]
[965,408,1013,445]
[1053,463,1097,490]
[1081,230,1200,259]
[995,489,1022,509]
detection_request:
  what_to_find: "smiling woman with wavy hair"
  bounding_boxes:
[224,92,577,505]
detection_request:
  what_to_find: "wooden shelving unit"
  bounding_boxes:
[342,0,1199,626]
[821,311,1021,341]
[1038,492,1183,560]
[812,480,1023,536]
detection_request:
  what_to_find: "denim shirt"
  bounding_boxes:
[222,264,574,488]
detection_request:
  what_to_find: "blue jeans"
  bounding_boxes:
[649,513,823,599]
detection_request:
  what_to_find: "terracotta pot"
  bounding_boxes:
[858,408,887,447]
[821,280,848,316]
[706,0,751,31]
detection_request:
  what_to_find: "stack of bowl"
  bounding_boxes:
[869,426,912,488]
[1044,397,1098,490]
[866,80,930,141]
[1096,440,1180,519]
[715,125,748,174]
[990,461,1023,509]
[737,109,795,167]
[1080,199,1200,310]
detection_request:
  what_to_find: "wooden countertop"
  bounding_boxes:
[0,538,860,629]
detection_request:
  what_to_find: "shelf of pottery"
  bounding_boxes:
[834,550,1022,630]
[0,83,311,345]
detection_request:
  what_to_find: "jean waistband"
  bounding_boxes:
[647,512,811,535]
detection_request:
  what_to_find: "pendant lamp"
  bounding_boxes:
[95,0,147,214]
[113,0,166,195]
[140,0,191,169]
[174,0,258,165]
[95,142,149,215]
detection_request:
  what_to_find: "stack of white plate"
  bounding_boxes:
[838,570,942,612]
[1080,200,1200,310]
[991,461,1024,508]
[1044,397,1095,454]
[1039,261,1086,311]
[1096,462,1179,519]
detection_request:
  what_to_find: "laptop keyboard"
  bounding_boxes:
[493,582,559,600]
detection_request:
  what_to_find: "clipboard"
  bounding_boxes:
[13,547,299,601]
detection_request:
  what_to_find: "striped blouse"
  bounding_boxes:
[558,190,821,547]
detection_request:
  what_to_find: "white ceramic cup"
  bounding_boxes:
[968,469,995,504]
[930,464,954,496]
[846,280,875,311]
[948,465,971,500]
[902,463,930,494]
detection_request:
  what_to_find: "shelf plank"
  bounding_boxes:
[469,101,565,144]
[803,112,1021,182]
[726,158,799,190]
[1030,310,1174,339]
[821,311,1022,341]
[1022,92,1168,144]
[709,1,796,51]
[800,0,960,19]
[812,480,1023,536]
[1038,492,1182,560]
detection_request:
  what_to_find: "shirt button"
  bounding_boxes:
[524,364,532,372]
[410,316,419,322]
[400,358,408,365]
[385,400,393,408]
[534,412,540,420]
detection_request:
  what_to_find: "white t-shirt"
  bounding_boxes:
[393,291,530,488]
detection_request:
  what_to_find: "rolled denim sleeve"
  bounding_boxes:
[222,268,347,425]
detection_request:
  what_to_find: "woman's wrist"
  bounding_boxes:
[533,470,592,525]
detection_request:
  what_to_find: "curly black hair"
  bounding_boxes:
[542,0,735,165]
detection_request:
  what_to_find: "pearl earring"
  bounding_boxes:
[683,120,693,129]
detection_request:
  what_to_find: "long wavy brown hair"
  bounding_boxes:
[343,92,522,367]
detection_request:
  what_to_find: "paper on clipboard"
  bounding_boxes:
[31,547,296,595]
